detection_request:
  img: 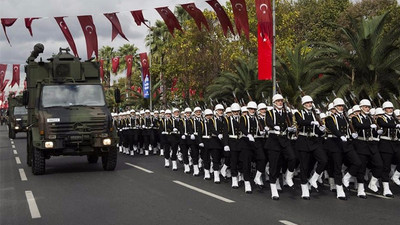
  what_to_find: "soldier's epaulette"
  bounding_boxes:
[268,110,273,119]
[327,115,337,124]
[377,115,387,122]
[295,111,303,119]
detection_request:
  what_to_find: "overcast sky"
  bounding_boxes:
[0,0,213,95]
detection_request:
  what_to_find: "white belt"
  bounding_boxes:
[298,132,318,137]
[202,136,211,139]
[161,132,168,135]
[357,137,373,141]
[254,135,265,139]
[327,134,350,139]
[268,130,287,136]
[229,135,238,139]
[380,136,397,141]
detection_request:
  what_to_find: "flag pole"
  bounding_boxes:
[272,0,276,96]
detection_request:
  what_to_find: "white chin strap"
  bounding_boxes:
[387,112,393,116]
[362,110,370,115]
[305,106,312,111]
[274,104,283,109]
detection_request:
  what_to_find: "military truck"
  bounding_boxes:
[23,43,121,175]
[7,95,28,138]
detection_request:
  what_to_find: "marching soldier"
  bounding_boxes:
[265,94,297,200]
[255,103,268,187]
[226,103,242,188]
[168,108,181,171]
[152,110,161,155]
[180,108,194,174]
[159,110,166,156]
[141,109,154,156]
[211,104,228,184]
[295,95,327,200]
[192,107,203,176]
[199,109,214,180]
[161,110,172,167]
[128,110,140,156]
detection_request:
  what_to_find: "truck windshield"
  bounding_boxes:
[41,85,106,108]
[14,106,27,115]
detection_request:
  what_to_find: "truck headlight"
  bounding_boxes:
[16,118,22,121]
[102,138,112,146]
[15,126,20,130]
[45,141,54,148]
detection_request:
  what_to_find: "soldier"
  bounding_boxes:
[152,110,161,155]
[265,94,297,200]
[241,106,248,116]
[192,107,203,176]
[377,101,400,197]
[211,104,228,184]
[255,103,268,187]
[226,103,242,188]
[352,99,383,198]
[121,112,131,154]
[199,109,214,180]
[159,110,166,156]
[180,108,194,174]
[294,95,327,200]
[161,110,172,168]
[225,107,232,118]
[128,110,140,156]
[141,109,154,156]
[168,108,181,171]
[325,98,361,200]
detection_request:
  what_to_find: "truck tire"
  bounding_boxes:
[87,155,99,164]
[9,129,15,139]
[32,147,45,175]
[102,147,117,171]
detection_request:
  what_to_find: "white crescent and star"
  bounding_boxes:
[0,71,4,75]
[187,4,196,11]
[161,9,169,15]
[113,58,118,62]
[215,3,222,11]
[260,3,269,14]
[235,3,244,11]
[85,25,94,34]
[59,21,67,30]
[13,66,18,71]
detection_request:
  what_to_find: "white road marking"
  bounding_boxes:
[11,141,14,144]
[13,150,18,155]
[25,191,41,219]
[279,220,298,225]
[15,157,21,164]
[125,162,154,174]
[19,168,28,181]
[323,183,391,199]
[173,180,235,203]
[12,145,16,148]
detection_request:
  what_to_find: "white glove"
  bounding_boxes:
[260,131,266,136]
[150,124,154,127]
[311,121,320,127]
[173,128,178,132]
[218,134,223,140]
[190,134,195,140]
[377,129,383,135]
[370,124,377,129]
[224,146,230,151]
[288,126,297,133]
[315,109,321,114]
[396,124,400,129]
[264,126,270,131]
[340,136,347,142]
[351,133,358,139]
[142,125,146,128]
[247,134,255,142]
[274,126,280,131]
[199,143,204,147]
[319,125,326,132]
[181,135,186,140]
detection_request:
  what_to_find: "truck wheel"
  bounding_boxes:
[32,147,45,175]
[87,155,99,164]
[9,129,15,139]
[102,147,117,171]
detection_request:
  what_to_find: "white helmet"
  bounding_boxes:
[154,110,159,114]
[172,108,180,113]
[231,103,241,111]
[193,107,202,112]
[135,112,140,116]
[394,109,400,117]
[247,101,257,109]
[241,106,248,112]
[165,109,172,114]
[258,103,267,110]
[145,109,150,113]
[301,95,313,105]
[272,94,284,103]
[333,98,345,107]
[347,109,353,116]
[214,104,224,111]
[320,112,327,119]
[375,107,384,115]
[352,105,361,112]
[184,107,192,113]
[382,101,394,109]
[370,108,376,115]
[359,99,371,107]
[225,107,232,113]
[328,103,334,110]
[130,109,135,113]
[204,109,213,115]
[160,110,165,113]
[140,110,145,114]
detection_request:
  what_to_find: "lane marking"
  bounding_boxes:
[19,168,28,181]
[15,157,21,164]
[25,191,41,219]
[125,162,154,174]
[12,145,16,148]
[13,150,18,155]
[323,183,391,199]
[173,180,235,203]
[11,141,14,144]
[279,220,298,225]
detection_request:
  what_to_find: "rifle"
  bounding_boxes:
[377,93,384,106]
[232,91,239,103]
[246,90,253,102]
[276,82,293,127]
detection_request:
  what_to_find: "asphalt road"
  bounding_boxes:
[1,125,400,225]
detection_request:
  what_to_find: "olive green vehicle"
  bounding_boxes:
[7,95,28,139]
[23,43,121,175]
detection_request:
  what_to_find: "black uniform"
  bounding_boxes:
[179,116,195,165]
[141,116,154,151]
[128,115,140,151]
[191,117,203,166]
[167,116,181,161]
[226,115,242,177]
[152,116,161,150]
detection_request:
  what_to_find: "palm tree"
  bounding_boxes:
[98,46,117,88]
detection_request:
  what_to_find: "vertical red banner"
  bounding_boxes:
[112,57,119,74]
[11,64,20,87]
[125,55,133,78]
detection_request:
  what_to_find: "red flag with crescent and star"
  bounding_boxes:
[0,64,6,85]
[130,10,150,28]
[256,0,273,80]
[99,59,104,81]
[1,18,17,46]
[104,13,129,42]
[206,0,234,37]
[125,55,133,78]
[181,3,210,32]
[24,17,40,36]
[230,0,249,39]
[112,57,119,74]
[54,17,79,57]
[139,53,149,80]
[1,79,9,92]
[11,64,20,87]
[77,15,98,60]
[155,7,183,37]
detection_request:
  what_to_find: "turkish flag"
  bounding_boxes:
[0,64,6,85]
[130,10,150,28]
[1,79,9,92]
[155,7,183,37]
[25,17,40,36]
[11,64,20,87]
[257,24,272,80]
[230,0,249,39]
[206,0,234,37]
[77,15,98,59]
[1,18,17,46]
[181,3,210,32]
[54,17,79,57]
[99,59,104,81]
[104,13,129,42]
[112,57,119,74]
[255,0,273,42]
[139,53,150,80]
[125,55,133,78]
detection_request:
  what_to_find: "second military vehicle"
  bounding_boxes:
[7,95,28,139]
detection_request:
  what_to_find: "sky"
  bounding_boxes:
[0,0,213,96]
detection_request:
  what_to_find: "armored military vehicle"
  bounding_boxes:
[7,95,28,139]
[23,43,120,175]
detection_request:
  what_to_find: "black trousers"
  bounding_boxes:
[381,151,400,182]
[298,147,327,184]
[166,134,179,160]
[128,129,138,150]
[190,143,200,165]
[268,144,296,183]
[242,140,266,181]
[357,152,383,183]
[180,139,190,164]
[331,149,361,185]
[202,147,221,171]
[230,151,242,177]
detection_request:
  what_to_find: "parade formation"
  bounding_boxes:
[114,95,400,201]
